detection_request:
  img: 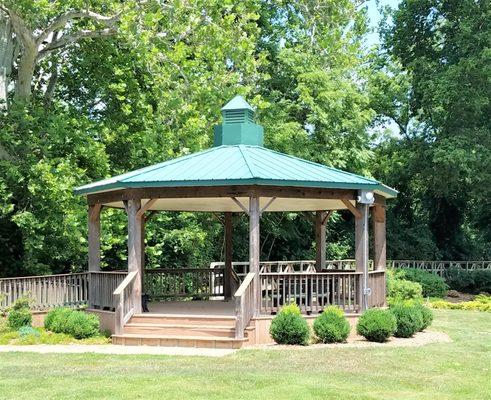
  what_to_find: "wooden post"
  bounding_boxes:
[249,196,260,317]
[372,203,386,271]
[88,204,101,272]
[224,212,233,299]
[315,211,327,271]
[141,215,146,294]
[88,204,101,309]
[127,199,142,313]
[355,203,369,311]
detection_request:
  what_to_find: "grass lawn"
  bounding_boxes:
[0,309,489,400]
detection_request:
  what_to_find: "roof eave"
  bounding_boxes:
[74,179,397,198]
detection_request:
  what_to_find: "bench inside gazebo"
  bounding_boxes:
[0,96,396,348]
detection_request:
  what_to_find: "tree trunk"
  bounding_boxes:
[0,15,15,107]
[15,46,36,100]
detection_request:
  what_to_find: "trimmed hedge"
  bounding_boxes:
[269,303,310,345]
[390,304,423,338]
[444,267,491,294]
[415,304,433,330]
[399,268,448,298]
[44,308,100,339]
[356,309,396,342]
[313,306,350,343]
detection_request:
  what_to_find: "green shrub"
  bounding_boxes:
[18,326,40,338]
[313,306,350,343]
[415,304,433,330]
[472,270,491,293]
[0,317,8,333]
[387,270,423,304]
[11,297,33,311]
[390,304,423,338]
[356,309,396,342]
[65,311,100,339]
[7,309,32,330]
[45,308,100,339]
[430,294,491,312]
[444,267,474,292]
[444,268,491,294]
[400,268,447,298]
[269,303,310,345]
[45,307,73,333]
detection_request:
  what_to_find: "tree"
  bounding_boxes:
[373,0,491,258]
[0,1,120,103]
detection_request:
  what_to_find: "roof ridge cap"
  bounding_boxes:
[238,145,258,179]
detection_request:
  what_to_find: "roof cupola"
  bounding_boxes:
[213,95,264,146]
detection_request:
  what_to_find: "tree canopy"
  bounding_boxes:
[0,0,489,277]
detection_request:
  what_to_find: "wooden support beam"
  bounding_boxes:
[355,203,369,311]
[127,199,142,313]
[342,199,362,219]
[88,204,102,273]
[87,185,357,205]
[136,199,157,218]
[260,197,276,216]
[231,197,249,215]
[315,211,327,271]
[224,212,233,299]
[322,210,333,225]
[372,204,386,271]
[249,196,260,317]
[211,212,224,225]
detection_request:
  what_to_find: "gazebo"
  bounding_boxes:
[75,96,397,347]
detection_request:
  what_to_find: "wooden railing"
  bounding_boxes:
[114,271,138,335]
[89,271,128,310]
[389,260,491,276]
[144,268,225,301]
[234,272,256,340]
[259,271,363,315]
[0,272,89,310]
[211,260,375,279]
[368,270,386,308]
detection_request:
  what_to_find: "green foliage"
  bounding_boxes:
[18,325,40,338]
[356,309,396,343]
[313,306,350,343]
[430,294,491,312]
[45,307,74,333]
[65,311,100,339]
[0,317,8,333]
[390,304,423,338]
[373,0,491,260]
[45,307,100,339]
[414,304,433,331]
[7,297,32,330]
[399,268,447,298]
[444,268,491,294]
[7,309,32,330]
[387,269,423,304]
[269,303,310,345]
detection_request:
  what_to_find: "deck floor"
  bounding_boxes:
[146,300,236,316]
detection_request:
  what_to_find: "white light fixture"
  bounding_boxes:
[358,190,375,204]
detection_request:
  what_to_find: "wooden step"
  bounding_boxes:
[112,333,247,349]
[123,323,237,338]
[129,313,236,327]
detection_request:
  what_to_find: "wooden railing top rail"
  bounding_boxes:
[259,271,363,276]
[234,272,255,297]
[113,271,137,296]
[146,267,224,273]
[0,272,88,281]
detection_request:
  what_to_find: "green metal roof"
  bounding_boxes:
[75,144,397,197]
[75,95,397,198]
